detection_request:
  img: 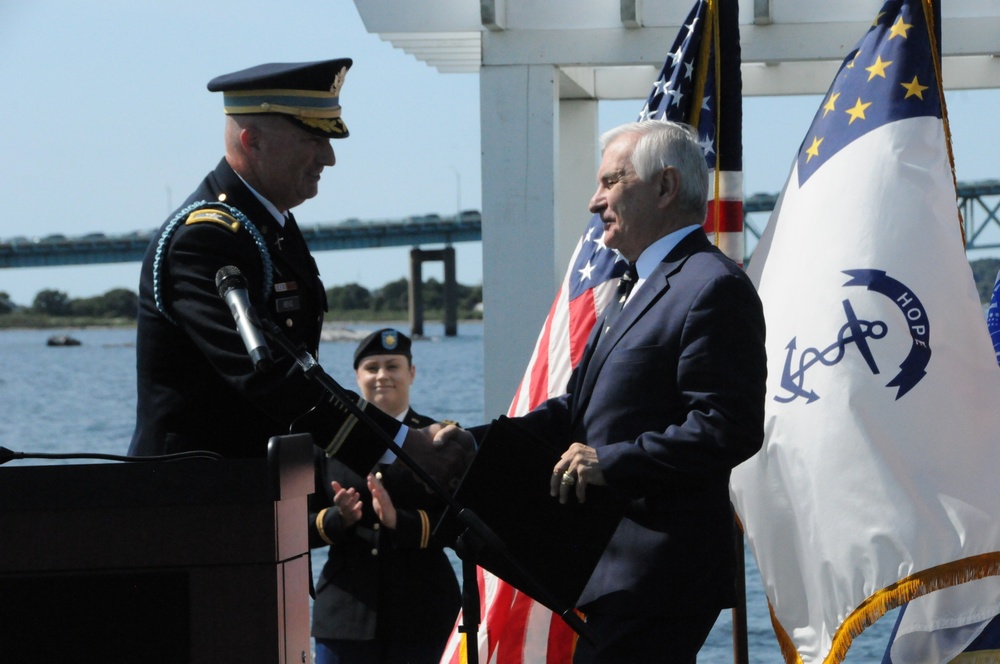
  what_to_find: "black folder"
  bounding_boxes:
[435,415,627,613]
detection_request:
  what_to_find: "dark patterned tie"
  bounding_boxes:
[616,262,639,312]
[281,212,309,259]
[595,263,638,352]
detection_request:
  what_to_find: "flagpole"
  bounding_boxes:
[732,516,749,664]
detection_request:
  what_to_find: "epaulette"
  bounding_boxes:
[152,200,273,324]
[184,207,241,232]
[440,419,460,427]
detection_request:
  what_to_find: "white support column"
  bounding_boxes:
[555,99,599,277]
[480,64,559,417]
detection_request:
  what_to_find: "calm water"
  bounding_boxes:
[0,323,897,662]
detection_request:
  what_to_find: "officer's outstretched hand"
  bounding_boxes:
[397,423,475,492]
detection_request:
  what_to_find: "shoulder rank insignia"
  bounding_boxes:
[185,208,241,232]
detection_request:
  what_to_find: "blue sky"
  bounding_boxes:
[1,1,996,305]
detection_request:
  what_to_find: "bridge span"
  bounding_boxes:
[2,179,998,269]
[0,212,484,269]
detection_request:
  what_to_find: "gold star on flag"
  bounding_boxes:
[822,92,840,118]
[901,76,929,100]
[889,16,913,39]
[846,98,872,124]
[866,55,893,82]
[805,136,823,163]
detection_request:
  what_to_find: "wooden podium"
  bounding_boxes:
[0,435,315,664]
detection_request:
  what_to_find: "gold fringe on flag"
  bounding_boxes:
[768,552,1000,664]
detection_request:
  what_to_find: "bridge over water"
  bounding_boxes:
[2,180,998,268]
[0,213,484,268]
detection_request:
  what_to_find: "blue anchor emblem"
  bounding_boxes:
[776,270,931,404]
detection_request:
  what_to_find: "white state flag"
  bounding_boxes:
[729,1,1000,662]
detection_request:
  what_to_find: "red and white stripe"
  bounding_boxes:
[705,169,744,266]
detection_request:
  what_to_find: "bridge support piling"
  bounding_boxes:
[408,251,424,337]
[408,246,457,337]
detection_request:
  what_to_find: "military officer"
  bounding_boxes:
[129,60,471,484]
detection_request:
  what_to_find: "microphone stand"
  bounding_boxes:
[260,321,597,662]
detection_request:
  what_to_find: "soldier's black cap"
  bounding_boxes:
[354,328,412,369]
[207,59,352,138]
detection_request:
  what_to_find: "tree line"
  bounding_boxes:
[2,258,999,324]
[0,276,484,321]
[327,278,482,315]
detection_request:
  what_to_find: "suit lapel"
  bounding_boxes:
[575,266,669,406]
[571,230,712,426]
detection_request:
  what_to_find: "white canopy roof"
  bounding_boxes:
[354,0,1000,92]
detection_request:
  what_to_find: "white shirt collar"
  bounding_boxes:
[234,172,286,227]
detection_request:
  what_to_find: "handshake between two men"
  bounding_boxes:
[397,422,477,492]
[303,384,607,506]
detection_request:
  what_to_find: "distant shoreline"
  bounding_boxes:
[0,315,481,332]
[0,316,136,331]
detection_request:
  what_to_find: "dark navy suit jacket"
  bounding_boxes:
[517,229,766,616]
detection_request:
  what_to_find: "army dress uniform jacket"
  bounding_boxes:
[502,230,767,618]
[129,158,390,471]
[308,407,461,645]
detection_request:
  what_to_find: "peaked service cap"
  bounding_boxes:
[207,58,352,138]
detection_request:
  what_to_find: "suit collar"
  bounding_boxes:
[663,225,713,272]
[622,229,711,321]
[633,224,701,281]
[210,159,313,287]
[220,161,288,227]
[211,159,277,228]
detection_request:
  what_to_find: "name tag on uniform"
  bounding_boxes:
[276,296,301,312]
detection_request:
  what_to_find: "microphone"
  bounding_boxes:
[215,266,272,372]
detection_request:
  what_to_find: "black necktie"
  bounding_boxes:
[595,263,638,353]
[617,263,639,311]
[280,212,307,256]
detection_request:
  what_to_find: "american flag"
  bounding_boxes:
[506,216,627,416]
[440,1,742,662]
[641,0,744,265]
